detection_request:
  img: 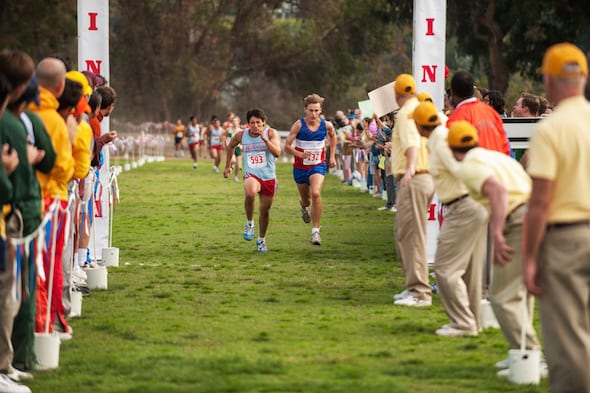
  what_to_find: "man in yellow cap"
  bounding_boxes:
[524,42,590,392]
[448,120,543,376]
[390,74,434,307]
[412,102,488,336]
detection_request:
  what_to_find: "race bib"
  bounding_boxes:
[212,136,221,144]
[303,149,322,165]
[247,152,267,168]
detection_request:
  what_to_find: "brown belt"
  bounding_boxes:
[506,203,525,222]
[442,194,469,207]
[395,170,429,181]
[546,220,590,231]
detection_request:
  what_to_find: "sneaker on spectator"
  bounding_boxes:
[310,232,321,245]
[393,289,410,301]
[435,325,477,337]
[394,295,431,307]
[377,206,391,211]
[0,374,31,393]
[256,238,268,253]
[6,369,32,382]
[243,223,255,241]
[300,205,311,223]
[389,205,397,212]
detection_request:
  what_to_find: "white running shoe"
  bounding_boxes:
[256,238,268,253]
[243,224,255,241]
[310,232,321,245]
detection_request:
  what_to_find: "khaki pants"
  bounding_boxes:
[0,241,21,372]
[434,197,488,331]
[395,173,434,299]
[489,205,540,349]
[539,223,590,393]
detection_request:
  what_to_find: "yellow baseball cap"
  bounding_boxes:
[447,121,478,149]
[394,73,416,95]
[66,71,93,96]
[416,91,433,103]
[540,42,588,77]
[410,102,441,127]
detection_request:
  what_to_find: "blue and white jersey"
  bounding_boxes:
[241,128,276,181]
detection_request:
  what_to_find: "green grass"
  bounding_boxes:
[26,159,548,392]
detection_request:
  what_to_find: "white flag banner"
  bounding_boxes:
[413,0,446,264]
[413,0,446,110]
[368,82,399,117]
[78,0,111,260]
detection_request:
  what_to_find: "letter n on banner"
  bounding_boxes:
[78,0,111,260]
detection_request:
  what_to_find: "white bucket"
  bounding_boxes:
[69,290,82,318]
[87,266,108,290]
[368,185,375,194]
[131,161,138,169]
[508,349,540,384]
[34,333,60,369]
[123,163,131,171]
[480,298,500,329]
[102,247,119,267]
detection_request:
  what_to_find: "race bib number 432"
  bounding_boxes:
[247,152,267,168]
[303,149,322,165]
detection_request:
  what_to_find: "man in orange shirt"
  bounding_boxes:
[447,71,511,156]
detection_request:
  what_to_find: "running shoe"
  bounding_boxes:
[300,205,311,223]
[310,231,321,245]
[213,166,219,173]
[243,224,255,241]
[256,238,268,253]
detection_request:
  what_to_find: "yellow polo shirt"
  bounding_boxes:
[391,97,429,176]
[427,125,468,203]
[528,95,590,223]
[458,147,531,214]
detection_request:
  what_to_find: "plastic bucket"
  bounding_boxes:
[87,266,108,290]
[102,247,119,267]
[508,349,540,384]
[34,333,60,369]
[69,290,82,318]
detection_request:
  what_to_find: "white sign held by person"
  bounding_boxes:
[368,82,399,117]
[78,0,111,260]
[413,0,446,264]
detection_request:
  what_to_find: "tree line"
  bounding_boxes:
[1,0,588,129]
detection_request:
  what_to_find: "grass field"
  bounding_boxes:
[26,159,548,393]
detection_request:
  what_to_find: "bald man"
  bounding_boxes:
[29,57,74,340]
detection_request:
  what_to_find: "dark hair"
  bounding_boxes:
[210,115,219,122]
[246,108,267,122]
[0,49,35,89]
[451,144,478,154]
[88,90,102,112]
[483,90,506,115]
[58,79,83,112]
[189,115,196,121]
[0,73,11,104]
[50,54,72,72]
[96,85,117,109]
[451,71,475,99]
[519,92,541,116]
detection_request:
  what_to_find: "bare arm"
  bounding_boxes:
[326,121,337,167]
[400,146,418,187]
[265,128,282,158]
[223,131,243,178]
[523,178,553,296]
[481,176,511,265]
[283,120,303,158]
